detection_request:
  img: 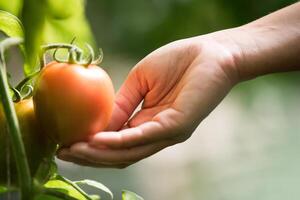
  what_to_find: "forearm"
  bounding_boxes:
[232,2,300,81]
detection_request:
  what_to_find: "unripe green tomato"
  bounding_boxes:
[33,61,115,147]
[0,99,56,185]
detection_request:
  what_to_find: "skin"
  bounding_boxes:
[58,3,300,168]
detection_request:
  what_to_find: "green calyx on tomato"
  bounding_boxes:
[33,43,114,147]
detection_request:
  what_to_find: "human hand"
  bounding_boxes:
[57,30,241,168]
[57,3,300,168]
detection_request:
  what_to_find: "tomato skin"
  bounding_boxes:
[0,99,55,185]
[33,61,115,147]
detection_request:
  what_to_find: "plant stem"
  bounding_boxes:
[0,38,32,199]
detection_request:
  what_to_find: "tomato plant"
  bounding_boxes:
[0,4,144,200]
[34,60,114,146]
[0,99,56,185]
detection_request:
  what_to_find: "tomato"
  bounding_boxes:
[0,99,56,185]
[33,61,115,147]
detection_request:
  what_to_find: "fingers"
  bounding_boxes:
[92,108,184,149]
[91,123,162,149]
[58,152,127,168]
[58,157,129,169]
[106,68,148,131]
[58,148,129,169]
[57,140,175,167]
[91,122,166,149]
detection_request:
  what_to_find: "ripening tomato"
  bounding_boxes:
[33,61,115,147]
[0,99,56,185]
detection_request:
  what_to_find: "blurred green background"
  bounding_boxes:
[1,0,300,199]
[86,0,295,59]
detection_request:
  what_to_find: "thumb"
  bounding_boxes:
[106,68,147,131]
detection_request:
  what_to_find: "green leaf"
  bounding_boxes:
[0,10,23,38]
[89,195,101,200]
[0,0,22,16]
[34,193,68,200]
[75,179,113,200]
[21,0,47,76]
[122,190,144,200]
[21,0,94,76]
[46,0,83,20]
[44,0,95,48]
[0,186,8,194]
[50,175,95,200]
[0,186,18,194]
[44,179,87,200]
[0,11,27,81]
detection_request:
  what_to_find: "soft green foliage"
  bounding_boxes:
[43,179,87,200]
[53,175,99,200]
[21,0,94,76]
[0,10,23,39]
[75,179,113,199]
[21,0,47,75]
[0,3,144,199]
[34,175,141,200]
[34,194,65,200]
[86,0,295,59]
[0,186,8,193]
[1,171,143,200]
[0,0,94,76]
[0,0,22,16]
[122,190,144,200]
[0,11,26,89]
[44,0,95,48]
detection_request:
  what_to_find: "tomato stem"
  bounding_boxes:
[10,86,22,102]
[16,71,39,89]
[0,38,32,200]
[93,48,104,65]
[41,43,83,67]
[40,42,103,67]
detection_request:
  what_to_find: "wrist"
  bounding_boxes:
[227,3,300,81]
[204,28,247,84]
